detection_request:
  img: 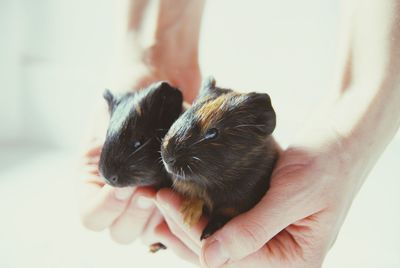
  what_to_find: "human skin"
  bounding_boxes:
[151,0,400,267]
[77,0,204,263]
[78,0,400,267]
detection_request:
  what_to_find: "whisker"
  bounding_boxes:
[172,176,179,188]
[127,137,153,158]
[191,156,204,163]
[186,164,194,174]
[188,137,207,148]
[231,124,266,129]
[182,168,186,181]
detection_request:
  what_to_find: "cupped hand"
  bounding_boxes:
[78,138,158,244]
[155,131,361,268]
[78,126,201,265]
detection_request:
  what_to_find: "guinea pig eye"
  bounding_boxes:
[204,128,219,140]
[133,140,142,149]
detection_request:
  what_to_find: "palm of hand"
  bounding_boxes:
[201,145,352,267]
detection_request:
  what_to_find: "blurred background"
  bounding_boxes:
[1,0,399,267]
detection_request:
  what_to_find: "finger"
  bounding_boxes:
[140,208,165,245]
[83,144,102,158]
[109,187,157,244]
[85,155,100,166]
[141,210,199,262]
[151,221,200,265]
[81,164,101,177]
[159,209,202,255]
[200,185,320,267]
[156,189,208,246]
[80,185,135,231]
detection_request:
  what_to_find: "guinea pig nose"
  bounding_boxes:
[105,175,119,185]
[166,158,176,165]
[110,176,118,183]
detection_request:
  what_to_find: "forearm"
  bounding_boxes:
[109,0,205,101]
[333,0,400,178]
[298,0,400,188]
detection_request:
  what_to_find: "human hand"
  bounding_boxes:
[154,129,364,267]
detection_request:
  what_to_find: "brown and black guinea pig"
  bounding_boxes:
[161,77,279,240]
[98,81,183,189]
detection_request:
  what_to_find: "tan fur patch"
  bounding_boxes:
[135,105,142,116]
[173,179,213,210]
[196,95,227,131]
[162,134,171,148]
[180,198,204,227]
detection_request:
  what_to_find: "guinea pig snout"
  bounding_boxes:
[163,156,176,166]
[161,154,176,173]
[161,152,187,174]
[103,175,119,186]
[99,164,131,187]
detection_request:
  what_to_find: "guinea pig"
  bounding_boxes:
[98,81,183,253]
[161,77,279,240]
[98,81,183,189]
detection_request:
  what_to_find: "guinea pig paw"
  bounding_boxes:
[200,216,229,241]
[180,198,204,227]
[149,242,167,253]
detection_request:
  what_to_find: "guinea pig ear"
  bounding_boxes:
[197,76,230,99]
[145,81,183,126]
[244,92,276,135]
[151,81,183,107]
[103,89,115,112]
[198,76,216,97]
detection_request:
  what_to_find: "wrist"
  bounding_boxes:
[292,84,399,192]
[106,47,201,103]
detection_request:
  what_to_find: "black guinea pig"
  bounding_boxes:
[98,81,183,253]
[98,81,183,189]
[161,77,279,240]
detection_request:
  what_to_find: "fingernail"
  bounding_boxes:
[135,196,154,209]
[114,187,134,200]
[204,239,229,268]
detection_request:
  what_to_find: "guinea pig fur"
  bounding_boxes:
[161,77,279,240]
[98,81,183,189]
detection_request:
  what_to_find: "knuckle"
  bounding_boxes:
[239,220,267,247]
[221,220,267,259]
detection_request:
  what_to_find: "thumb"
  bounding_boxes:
[200,187,317,267]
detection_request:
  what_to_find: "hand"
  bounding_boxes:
[78,139,201,264]
[154,188,209,265]
[154,131,362,268]
[199,140,352,268]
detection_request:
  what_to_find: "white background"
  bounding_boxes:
[1,0,399,267]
